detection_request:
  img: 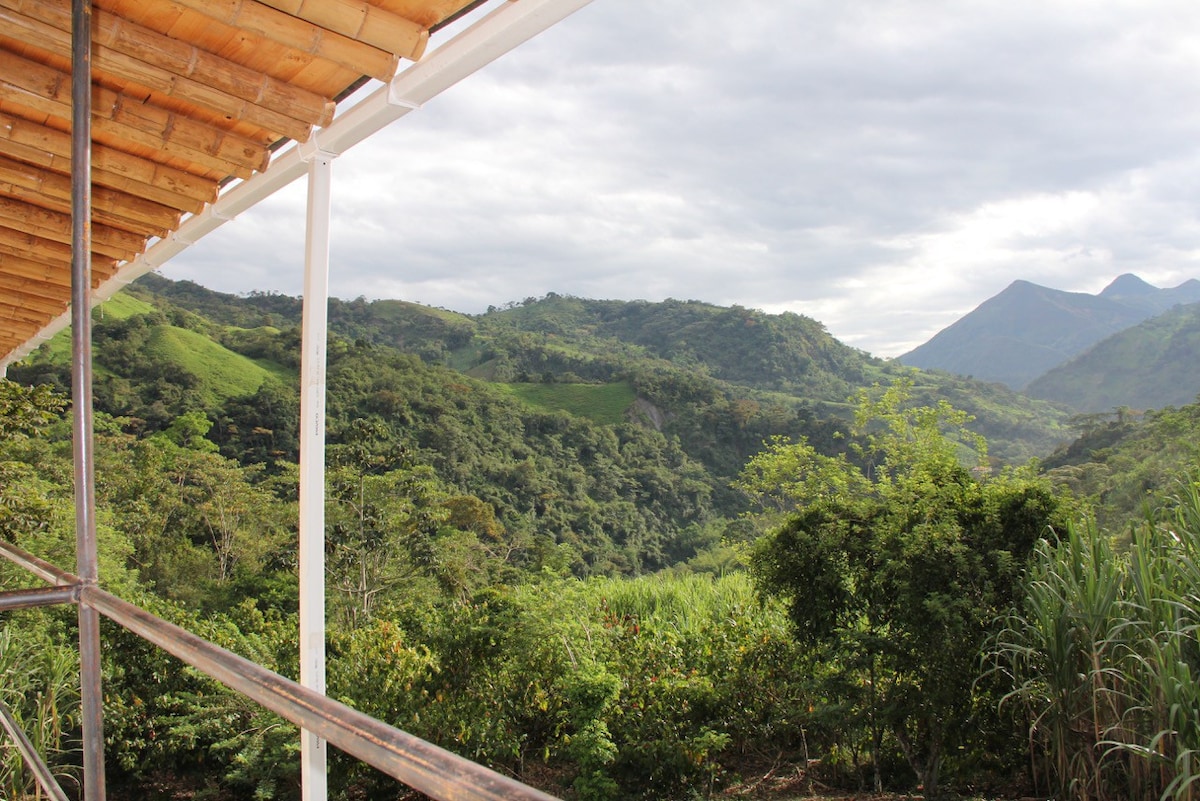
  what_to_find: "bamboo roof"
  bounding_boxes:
[0,0,485,365]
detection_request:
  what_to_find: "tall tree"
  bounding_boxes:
[748,379,1066,797]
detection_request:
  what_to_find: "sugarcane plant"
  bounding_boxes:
[989,476,1200,801]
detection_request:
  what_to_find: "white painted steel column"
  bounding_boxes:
[299,143,335,801]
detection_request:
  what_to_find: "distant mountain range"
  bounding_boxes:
[898,274,1200,411]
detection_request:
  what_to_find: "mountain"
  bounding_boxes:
[1025,301,1200,412]
[1099,273,1200,313]
[898,274,1200,389]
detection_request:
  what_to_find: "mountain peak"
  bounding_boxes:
[1100,273,1157,297]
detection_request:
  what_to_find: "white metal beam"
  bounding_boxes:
[0,0,597,370]
[299,147,333,801]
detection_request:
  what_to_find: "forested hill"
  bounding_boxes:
[134,274,1070,461]
[138,275,867,395]
[1025,301,1200,413]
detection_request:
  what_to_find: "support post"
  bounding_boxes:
[70,0,106,798]
[299,143,334,801]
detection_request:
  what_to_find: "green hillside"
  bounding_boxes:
[141,324,293,405]
[1043,400,1200,531]
[124,277,1073,464]
[499,381,637,425]
[1026,302,1200,412]
[39,291,158,362]
[11,296,297,435]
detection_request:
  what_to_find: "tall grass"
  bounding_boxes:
[989,476,1200,800]
[599,572,762,635]
[0,621,80,799]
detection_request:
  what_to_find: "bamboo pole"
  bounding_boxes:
[4,183,171,242]
[0,189,146,260]
[0,0,335,126]
[0,110,217,209]
[0,236,72,270]
[0,50,271,178]
[0,4,316,141]
[259,0,428,60]
[0,154,180,235]
[166,0,401,80]
[0,288,68,315]
[0,271,72,302]
[0,299,50,324]
[0,256,83,287]
[0,225,115,274]
[0,247,74,278]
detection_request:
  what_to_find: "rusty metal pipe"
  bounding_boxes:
[0,696,71,801]
[81,585,561,801]
[0,585,78,611]
[70,0,107,796]
[0,540,80,587]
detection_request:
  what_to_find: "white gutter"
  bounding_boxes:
[0,0,596,371]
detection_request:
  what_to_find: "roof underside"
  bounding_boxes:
[0,0,483,365]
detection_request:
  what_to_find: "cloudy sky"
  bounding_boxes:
[160,0,1200,358]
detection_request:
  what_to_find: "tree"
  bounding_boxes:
[748,379,1066,797]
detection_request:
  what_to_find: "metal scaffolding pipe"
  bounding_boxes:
[81,585,561,801]
[70,0,106,796]
[0,585,78,612]
[0,540,81,587]
[0,697,71,801]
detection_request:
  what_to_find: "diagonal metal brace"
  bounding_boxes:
[0,696,71,801]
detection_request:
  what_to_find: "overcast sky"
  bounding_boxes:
[159,0,1200,358]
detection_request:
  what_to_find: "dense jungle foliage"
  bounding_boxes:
[4,280,1200,800]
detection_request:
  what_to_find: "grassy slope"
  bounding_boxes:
[142,326,292,405]
[40,292,158,362]
[499,381,637,425]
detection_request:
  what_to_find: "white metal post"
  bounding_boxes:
[299,144,334,801]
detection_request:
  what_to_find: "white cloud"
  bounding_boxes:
[162,0,1200,357]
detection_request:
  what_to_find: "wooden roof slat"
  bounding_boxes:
[166,0,401,81]
[0,287,67,316]
[0,110,218,209]
[0,136,207,215]
[0,298,56,325]
[0,3,324,141]
[101,90,270,179]
[0,270,70,302]
[0,154,181,236]
[90,1,334,124]
[0,50,271,178]
[0,224,118,276]
[1,180,166,245]
[0,246,72,278]
[260,0,428,61]
[0,191,144,261]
